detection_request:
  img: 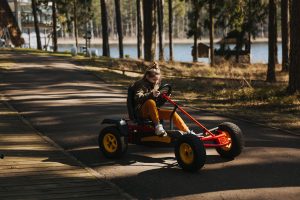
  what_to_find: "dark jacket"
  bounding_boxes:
[131,78,158,112]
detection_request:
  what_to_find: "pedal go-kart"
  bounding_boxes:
[98,84,244,172]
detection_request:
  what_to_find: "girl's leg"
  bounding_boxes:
[158,109,189,132]
[139,99,160,124]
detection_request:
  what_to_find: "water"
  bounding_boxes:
[47,40,282,64]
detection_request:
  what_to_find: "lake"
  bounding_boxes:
[58,42,282,64]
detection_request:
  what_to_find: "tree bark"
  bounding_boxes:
[157,0,164,61]
[73,0,78,50]
[209,0,214,66]
[267,0,277,82]
[143,0,156,61]
[168,0,173,61]
[114,0,124,58]
[193,0,199,63]
[52,1,57,52]
[31,0,42,50]
[281,0,289,71]
[137,0,143,59]
[100,0,110,57]
[287,0,300,93]
[274,2,278,64]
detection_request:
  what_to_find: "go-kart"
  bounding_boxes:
[98,84,244,172]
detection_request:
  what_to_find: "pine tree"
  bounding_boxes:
[31,0,42,50]
[167,0,173,61]
[143,0,157,61]
[136,0,143,59]
[287,0,300,93]
[114,0,123,58]
[100,0,110,56]
[266,0,277,82]
[52,1,58,52]
[281,0,289,71]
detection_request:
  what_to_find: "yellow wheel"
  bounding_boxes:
[179,143,194,165]
[103,133,118,153]
[175,134,206,172]
[99,126,128,158]
[216,122,244,159]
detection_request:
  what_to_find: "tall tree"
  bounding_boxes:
[209,0,214,66]
[157,0,164,61]
[281,0,289,71]
[114,0,123,58]
[143,0,157,61]
[266,0,277,82]
[274,1,278,64]
[100,0,110,56]
[136,0,143,59]
[192,0,200,62]
[287,0,300,93]
[73,0,78,50]
[52,1,58,52]
[168,0,173,61]
[31,0,42,50]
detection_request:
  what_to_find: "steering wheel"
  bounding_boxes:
[156,84,172,107]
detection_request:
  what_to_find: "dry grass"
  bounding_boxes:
[1,48,298,133]
[84,63,299,133]
[76,56,289,82]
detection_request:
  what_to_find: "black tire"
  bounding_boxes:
[175,134,206,172]
[98,126,128,158]
[216,122,244,159]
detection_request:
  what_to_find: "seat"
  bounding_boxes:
[127,85,154,125]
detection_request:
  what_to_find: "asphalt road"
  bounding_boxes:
[0,53,299,200]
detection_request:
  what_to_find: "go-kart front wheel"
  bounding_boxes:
[175,134,206,172]
[98,126,128,158]
[216,122,244,159]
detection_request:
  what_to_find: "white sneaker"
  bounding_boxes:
[155,124,167,136]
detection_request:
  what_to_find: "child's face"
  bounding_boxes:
[146,72,161,84]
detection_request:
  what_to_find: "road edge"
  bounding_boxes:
[0,95,135,200]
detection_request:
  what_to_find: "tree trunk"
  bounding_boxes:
[281,0,289,71]
[100,0,110,57]
[209,0,214,66]
[193,0,199,63]
[73,0,78,50]
[143,0,156,61]
[31,0,42,50]
[157,0,164,61]
[168,0,173,61]
[52,1,57,52]
[137,0,143,59]
[274,2,278,64]
[267,0,277,82]
[287,0,300,93]
[114,0,123,58]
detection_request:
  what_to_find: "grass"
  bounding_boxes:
[1,48,299,133]
[75,56,289,82]
[78,57,298,133]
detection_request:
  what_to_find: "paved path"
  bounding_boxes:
[0,52,299,199]
[0,101,130,199]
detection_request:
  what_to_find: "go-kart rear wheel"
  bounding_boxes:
[216,122,244,159]
[175,134,206,172]
[98,126,128,158]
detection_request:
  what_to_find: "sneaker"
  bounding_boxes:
[155,124,167,137]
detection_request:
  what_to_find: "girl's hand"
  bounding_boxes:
[152,90,160,97]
